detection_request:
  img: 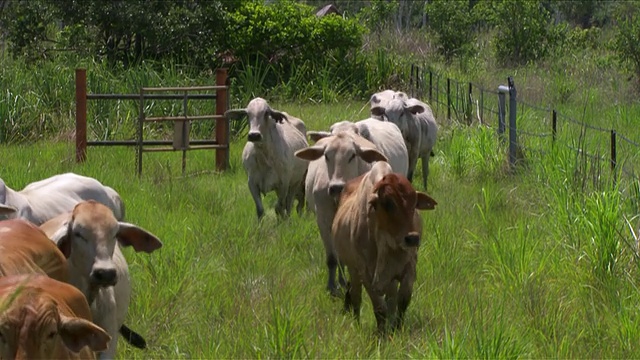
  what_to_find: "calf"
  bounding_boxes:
[226,97,308,219]
[0,274,111,359]
[331,161,437,333]
[0,172,124,224]
[40,200,163,360]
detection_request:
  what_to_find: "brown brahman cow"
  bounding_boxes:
[331,161,437,333]
[0,274,110,359]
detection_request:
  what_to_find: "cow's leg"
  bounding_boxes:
[316,211,340,296]
[93,288,119,360]
[384,280,400,330]
[295,182,305,215]
[397,270,416,330]
[420,154,430,190]
[248,178,264,219]
[406,143,420,183]
[346,273,363,320]
[364,283,388,334]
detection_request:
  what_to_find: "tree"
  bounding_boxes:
[425,0,475,62]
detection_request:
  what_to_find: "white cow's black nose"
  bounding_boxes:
[248,132,262,142]
[328,184,344,196]
[91,268,117,286]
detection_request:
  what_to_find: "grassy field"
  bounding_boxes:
[1,98,640,358]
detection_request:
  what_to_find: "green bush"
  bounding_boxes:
[224,0,363,70]
[612,3,640,82]
[425,0,475,63]
[477,0,562,66]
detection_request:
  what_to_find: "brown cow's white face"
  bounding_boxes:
[295,133,387,198]
[0,288,109,359]
[369,173,437,249]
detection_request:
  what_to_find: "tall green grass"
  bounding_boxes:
[1,99,639,358]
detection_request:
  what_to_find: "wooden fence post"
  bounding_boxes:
[216,68,229,171]
[75,68,87,163]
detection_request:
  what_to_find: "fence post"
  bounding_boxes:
[216,68,229,171]
[507,77,518,168]
[610,129,617,174]
[428,70,433,104]
[416,66,421,99]
[447,78,451,120]
[497,86,507,142]
[75,68,87,163]
[136,88,144,177]
[479,88,484,125]
[552,109,557,144]
[467,82,473,125]
[410,64,415,98]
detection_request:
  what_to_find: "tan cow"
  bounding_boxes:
[0,274,111,359]
[0,218,69,282]
[331,161,437,333]
[40,200,163,360]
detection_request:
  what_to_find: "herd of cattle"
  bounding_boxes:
[0,88,438,358]
[226,89,439,333]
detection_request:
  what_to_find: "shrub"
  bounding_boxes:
[425,0,476,63]
[612,3,640,84]
[477,0,562,66]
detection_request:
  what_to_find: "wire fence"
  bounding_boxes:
[409,63,640,191]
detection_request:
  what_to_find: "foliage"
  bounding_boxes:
[476,0,563,66]
[425,0,475,63]
[0,1,56,62]
[356,0,399,32]
[224,0,363,77]
[555,0,613,28]
[612,3,640,82]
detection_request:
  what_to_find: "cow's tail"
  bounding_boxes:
[120,324,147,349]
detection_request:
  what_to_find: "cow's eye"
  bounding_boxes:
[47,330,57,340]
[382,198,395,212]
[74,232,87,242]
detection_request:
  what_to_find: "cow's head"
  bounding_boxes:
[0,275,111,359]
[295,132,387,198]
[45,201,163,296]
[368,172,437,249]
[370,98,424,134]
[225,97,288,143]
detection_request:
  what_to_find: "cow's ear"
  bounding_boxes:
[0,204,17,217]
[416,192,437,210]
[116,222,163,253]
[307,131,331,144]
[59,315,111,353]
[370,106,386,117]
[48,217,73,259]
[357,147,387,164]
[224,109,247,120]
[406,104,425,115]
[295,146,325,161]
[269,110,287,123]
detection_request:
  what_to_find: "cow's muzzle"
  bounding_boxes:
[328,182,344,197]
[248,132,262,142]
[90,268,118,287]
[404,233,420,247]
